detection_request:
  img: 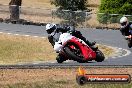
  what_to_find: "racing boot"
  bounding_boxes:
[86,41,98,51]
[90,45,98,51]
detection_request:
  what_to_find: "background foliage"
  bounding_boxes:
[50,0,88,11]
[98,0,132,24]
[51,0,89,26]
[99,0,132,15]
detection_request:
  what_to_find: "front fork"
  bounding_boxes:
[58,49,69,60]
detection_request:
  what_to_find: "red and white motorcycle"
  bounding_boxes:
[54,33,105,63]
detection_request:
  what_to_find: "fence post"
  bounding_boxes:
[9,5,20,21]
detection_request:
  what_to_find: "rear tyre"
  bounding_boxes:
[76,76,87,85]
[64,47,86,63]
[56,55,64,63]
[95,50,105,62]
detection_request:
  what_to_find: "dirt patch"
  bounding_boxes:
[0,68,132,85]
[0,0,120,29]
[0,0,100,8]
[0,0,55,9]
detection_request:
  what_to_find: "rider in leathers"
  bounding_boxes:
[45,23,97,61]
[120,17,132,38]
[45,23,96,51]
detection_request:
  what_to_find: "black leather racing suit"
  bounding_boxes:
[120,23,132,36]
[47,26,93,47]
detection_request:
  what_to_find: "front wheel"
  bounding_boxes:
[95,50,105,62]
[127,40,132,48]
[64,46,86,63]
[56,54,65,63]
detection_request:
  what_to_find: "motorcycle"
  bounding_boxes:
[54,33,105,63]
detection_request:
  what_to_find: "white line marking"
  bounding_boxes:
[118,48,122,50]
[14,34,19,35]
[24,35,30,37]
[33,63,39,65]
[0,31,47,39]
[7,33,12,35]
[33,36,39,38]
[100,44,131,59]
[41,37,46,39]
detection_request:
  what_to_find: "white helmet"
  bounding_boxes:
[120,17,128,28]
[46,23,56,31]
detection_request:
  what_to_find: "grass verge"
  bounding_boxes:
[0,68,132,88]
[0,33,57,65]
[0,33,114,65]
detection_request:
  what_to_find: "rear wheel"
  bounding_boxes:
[95,50,105,62]
[64,46,86,63]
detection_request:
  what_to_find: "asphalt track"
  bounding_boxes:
[0,23,132,68]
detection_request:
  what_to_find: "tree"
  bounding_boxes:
[99,0,132,15]
[51,0,88,11]
[51,0,89,26]
[9,0,22,21]
[98,0,132,24]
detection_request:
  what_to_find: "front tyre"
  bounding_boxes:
[127,40,132,48]
[56,55,64,63]
[95,50,105,62]
[64,46,86,63]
